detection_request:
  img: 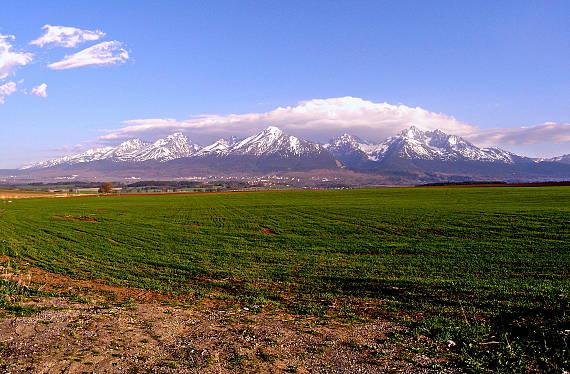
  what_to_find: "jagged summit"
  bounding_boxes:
[131,132,199,162]
[398,125,427,141]
[327,125,522,165]
[22,126,331,170]
[22,132,200,169]
[231,126,324,156]
[194,137,237,157]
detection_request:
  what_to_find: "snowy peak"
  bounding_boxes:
[385,126,519,163]
[231,126,323,156]
[21,127,329,170]
[399,125,428,142]
[328,126,523,165]
[116,138,147,150]
[103,138,149,160]
[194,137,237,157]
[21,146,116,169]
[329,133,368,148]
[543,154,570,164]
[22,133,201,169]
[133,132,199,161]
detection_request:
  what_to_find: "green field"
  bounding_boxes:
[1,187,569,372]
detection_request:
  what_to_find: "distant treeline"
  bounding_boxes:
[26,181,108,188]
[418,181,507,187]
[418,180,570,187]
[2,180,262,191]
[126,180,258,189]
[126,181,203,188]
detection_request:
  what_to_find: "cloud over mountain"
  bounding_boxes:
[468,122,570,147]
[97,97,570,151]
[99,97,476,142]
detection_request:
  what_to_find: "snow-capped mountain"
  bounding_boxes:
[22,133,199,169]
[328,125,523,166]
[21,146,115,169]
[544,154,570,164]
[19,125,570,181]
[22,127,336,171]
[380,126,521,163]
[231,126,326,156]
[325,134,382,167]
[103,139,150,161]
[130,133,200,162]
[194,136,238,157]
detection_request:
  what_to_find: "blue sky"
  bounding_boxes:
[1,0,569,168]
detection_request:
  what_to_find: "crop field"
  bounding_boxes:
[0,187,569,372]
[0,189,57,199]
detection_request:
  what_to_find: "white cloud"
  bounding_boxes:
[48,41,129,70]
[96,97,570,153]
[0,81,16,95]
[30,25,105,48]
[31,83,48,98]
[0,35,33,79]
[467,122,570,147]
[99,97,476,142]
[0,81,17,104]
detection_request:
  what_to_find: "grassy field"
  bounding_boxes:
[0,187,568,372]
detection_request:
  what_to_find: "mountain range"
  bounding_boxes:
[15,126,570,183]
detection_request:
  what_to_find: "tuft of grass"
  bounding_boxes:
[0,279,43,316]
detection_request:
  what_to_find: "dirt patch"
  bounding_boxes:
[51,215,98,222]
[0,299,457,374]
[262,227,278,235]
[183,223,201,228]
[0,259,458,373]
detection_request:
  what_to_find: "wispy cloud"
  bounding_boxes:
[46,144,84,153]
[99,97,476,142]
[30,25,105,48]
[0,81,17,104]
[0,35,33,80]
[48,41,129,70]
[31,83,48,98]
[468,122,570,147]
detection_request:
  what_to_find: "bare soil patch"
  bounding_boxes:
[182,223,201,228]
[51,215,98,222]
[0,259,458,373]
[262,227,278,235]
[0,300,457,374]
